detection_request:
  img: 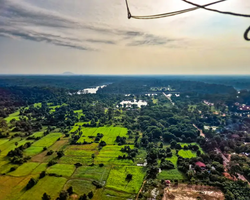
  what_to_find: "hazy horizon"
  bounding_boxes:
[0,0,250,74]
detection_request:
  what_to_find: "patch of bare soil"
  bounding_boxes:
[69,194,78,200]
[162,184,224,200]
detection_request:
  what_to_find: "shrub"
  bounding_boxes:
[92,180,103,188]
[39,171,46,179]
[42,193,51,200]
[88,191,93,199]
[46,150,54,156]
[26,178,37,189]
[48,160,57,166]
[9,166,17,172]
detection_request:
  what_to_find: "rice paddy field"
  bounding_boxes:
[0,110,202,200]
[76,127,128,144]
[0,123,148,200]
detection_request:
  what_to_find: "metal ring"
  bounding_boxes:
[244,26,250,41]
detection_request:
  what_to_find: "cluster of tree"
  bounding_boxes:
[55,186,75,200]
[94,133,104,142]
[79,191,93,200]
[160,160,174,169]
[99,140,106,148]
[117,146,139,161]
[115,136,126,145]
[7,142,32,164]
[98,77,236,95]
[0,118,9,138]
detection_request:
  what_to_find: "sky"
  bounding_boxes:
[0,0,250,75]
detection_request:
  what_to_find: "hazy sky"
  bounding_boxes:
[0,0,250,74]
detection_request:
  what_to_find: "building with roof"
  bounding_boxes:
[195,161,206,169]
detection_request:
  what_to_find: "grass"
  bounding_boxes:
[32,133,62,148]
[134,149,147,164]
[47,164,75,177]
[180,143,204,154]
[158,168,186,180]
[0,138,9,146]
[19,176,67,200]
[64,148,95,157]
[62,144,134,166]
[8,162,40,177]
[178,149,197,158]
[106,166,146,194]
[49,103,67,113]
[24,146,44,156]
[95,145,134,166]
[102,189,135,199]
[0,138,33,156]
[74,110,85,119]
[30,131,44,138]
[152,98,158,104]
[64,179,96,196]
[59,156,93,165]
[31,163,48,175]
[166,154,178,167]
[76,127,128,144]
[34,103,42,108]
[0,175,31,200]
[188,105,197,112]
[0,159,19,174]
[72,165,111,182]
[4,111,20,123]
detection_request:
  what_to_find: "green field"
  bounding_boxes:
[0,138,33,156]
[0,139,9,146]
[30,131,44,138]
[64,179,96,196]
[188,105,197,112]
[106,166,146,194]
[34,103,42,108]
[96,145,134,166]
[76,127,128,144]
[158,168,186,180]
[32,133,62,148]
[46,164,75,177]
[178,149,197,158]
[102,189,134,200]
[8,162,40,177]
[0,123,198,200]
[4,111,20,123]
[19,176,67,200]
[72,165,111,182]
[24,146,44,156]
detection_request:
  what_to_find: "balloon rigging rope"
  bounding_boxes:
[125,0,250,41]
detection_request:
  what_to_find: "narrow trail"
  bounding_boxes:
[193,124,205,138]
[162,92,174,105]
[136,180,146,200]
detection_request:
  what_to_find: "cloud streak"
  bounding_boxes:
[0,0,183,50]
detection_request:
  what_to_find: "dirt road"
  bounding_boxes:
[193,124,205,138]
[136,180,146,200]
[163,92,174,106]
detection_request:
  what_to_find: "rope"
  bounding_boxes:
[125,0,250,41]
[182,0,250,18]
[244,26,250,41]
[125,0,226,20]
